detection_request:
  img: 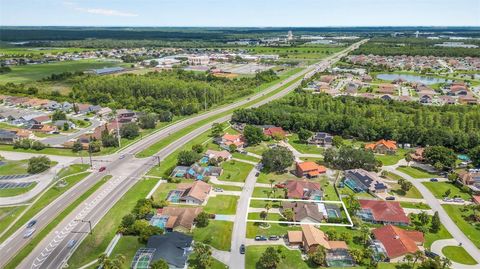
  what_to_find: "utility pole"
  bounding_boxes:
[115,111,121,148]
[88,141,93,168]
[204,88,207,111]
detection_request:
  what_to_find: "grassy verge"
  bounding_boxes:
[442,246,478,265]
[192,220,233,251]
[5,175,111,269]
[0,165,91,243]
[399,201,431,210]
[287,134,324,155]
[246,245,311,269]
[204,195,238,215]
[396,166,437,179]
[442,204,480,248]
[67,178,160,268]
[110,235,144,269]
[136,69,304,158]
[0,206,27,232]
[423,182,471,200]
[231,152,260,162]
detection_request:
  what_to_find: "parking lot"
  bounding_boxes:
[0,182,34,189]
[215,63,274,75]
[0,174,30,180]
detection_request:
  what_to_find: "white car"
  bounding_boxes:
[24,228,36,238]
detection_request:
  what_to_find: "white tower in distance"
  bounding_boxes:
[415,31,420,38]
[287,30,293,41]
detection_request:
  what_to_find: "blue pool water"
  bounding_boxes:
[200,157,209,164]
[457,154,471,161]
[150,216,169,229]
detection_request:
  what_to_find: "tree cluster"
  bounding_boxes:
[324,146,379,171]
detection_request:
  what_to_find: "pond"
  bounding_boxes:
[376,73,452,85]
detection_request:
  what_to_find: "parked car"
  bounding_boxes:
[453,198,464,203]
[430,178,438,182]
[269,235,279,241]
[67,239,77,249]
[24,228,36,238]
[26,220,37,228]
[240,244,245,254]
[98,166,106,172]
[52,131,60,134]
[213,188,223,192]
[255,235,267,241]
[386,196,396,201]
[84,118,90,121]
[443,197,453,202]
[119,154,125,160]
[255,172,260,177]
[275,183,286,189]
[425,250,439,259]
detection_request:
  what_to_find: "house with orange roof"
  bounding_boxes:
[295,161,326,178]
[372,225,424,262]
[263,126,287,139]
[378,84,396,94]
[220,133,245,149]
[365,139,397,154]
[30,124,57,134]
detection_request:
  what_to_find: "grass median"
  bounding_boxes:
[136,68,305,158]
[0,164,90,243]
[4,175,112,269]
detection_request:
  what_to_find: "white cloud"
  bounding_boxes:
[63,1,138,17]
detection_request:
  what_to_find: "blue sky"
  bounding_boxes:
[1,0,479,27]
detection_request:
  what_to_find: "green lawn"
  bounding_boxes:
[189,255,228,269]
[0,165,91,243]
[192,220,233,251]
[5,175,111,269]
[256,170,298,184]
[442,246,478,265]
[67,178,160,268]
[424,223,452,249]
[0,59,127,83]
[0,182,37,197]
[245,143,270,156]
[231,152,260,163]
[399,201,430,210]
[246,245,312,269]
[396,166,437,179]
[218,160,254,182]
[423,182,471,200]
[211,184,242,191]
[246,220,301,239]
[110,235,144,269]
[204,195,238,215]
[375,149,407,166]
[287,134,324,155]
[442,204,480,248]
[252,187,283,198]
[0,159,29,175]
[0,206,27,232]
[389,182,423,199]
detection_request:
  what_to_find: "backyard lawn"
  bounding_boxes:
[256,170,299,185]
[193,220,233,251]
[442,246,478,265]
[204,195,238,215]
[218,160,254,182]
[442,204,480,248]
[110,236,144,269]
[396,166,437,179]
[423,182,471,200]
[245,245,312,269]
[246,211,301,238]
[244,142,270,156]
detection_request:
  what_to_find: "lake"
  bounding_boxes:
[376,73,452,85]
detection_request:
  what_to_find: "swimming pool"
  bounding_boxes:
[457,154,471,162]
[167,190,183,203]
[150,216,169,229]
[344,178,364,193]
[327,209,339,218]
[200,156,209,164]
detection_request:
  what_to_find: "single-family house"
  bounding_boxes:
[168,181,211,205]
[365,139,397,154]
[285,180,322,200]
[307,132,333,147]
[159,206,203,232]
[378,84,396,94]
[296,161,327,178]
[343,169,389,194]
[205,149,232,161]
[138,232,193,269]
[30,124,57,133]
[372,225,424,262]
[30,115,51,125]
[53,120,76,130]
[0,129,18,143]
[409,147,425,162]
[357,199,410,225]
[458,170,480,191]
[263,126,287,138]
[220,133,245,149]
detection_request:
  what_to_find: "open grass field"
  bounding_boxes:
[67,177,160,268]
[0,47,95,56]
[442,246,478,265]
[396,166,437,179]
[0,206,27,232]
[389,182,423,199]
[192,220,233,251]
[0,59,128,83]
[0,165,90,243]
[218,160,254,182]
[422,182,471,200]
[242,45,344,62]
[5,175,111,269]
[256,170,298,184]
[287,134,325,155]
[0,182,37,197]
[442,204,480,248]
[375,149,407,166]
[204,195,238,215]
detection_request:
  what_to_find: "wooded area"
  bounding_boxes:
[232,93,480,152]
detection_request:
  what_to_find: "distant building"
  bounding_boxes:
[188,55,209,65]
[86,66,125,75]
[365,139,397,154]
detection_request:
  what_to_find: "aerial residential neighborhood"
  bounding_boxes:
[0,1,479,269]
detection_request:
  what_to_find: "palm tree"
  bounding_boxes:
[403,254,414,267]
[412,250,425,268]
[359,225,370,245]
[265,201,272,215]
[269,178,275,188]
[441,257,452,269]
[346,192,356,208]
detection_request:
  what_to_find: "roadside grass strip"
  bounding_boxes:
[247,197,353,227]
[4,175,112,269]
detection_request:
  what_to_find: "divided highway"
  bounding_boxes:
[0,40,366,269]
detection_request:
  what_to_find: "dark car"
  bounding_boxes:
[255,172,260,177]
[430,178,439,182]
[386,196,396,201]
[269,235,279,241]
[425,250,439,259]
[240,244,246,254]
[255,235,267,241]
[27,220,37,228]
[98,166,106,172]
[84,118,90,121]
